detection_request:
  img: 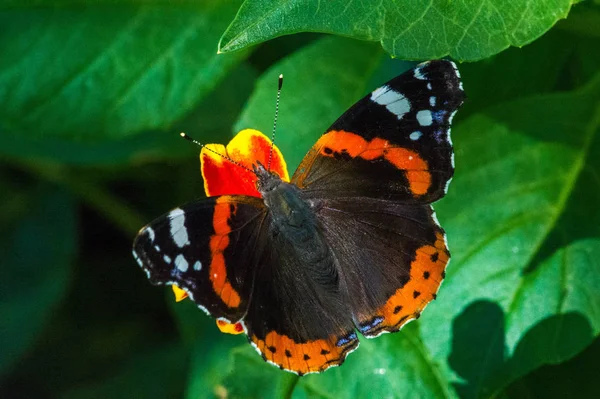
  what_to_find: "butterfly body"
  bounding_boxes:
[256,163,318,238]
[133,60,465,375]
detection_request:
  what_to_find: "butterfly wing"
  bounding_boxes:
[292,60,464,337]
[132,195,268,322]
[133,193,358,375]
[292,60,464,204]
[316,197,448,337]
[241,223,358,375]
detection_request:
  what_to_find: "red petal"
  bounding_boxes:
[201,129,289,197]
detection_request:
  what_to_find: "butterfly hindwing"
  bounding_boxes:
[292,60,464,204]
[241,212,359,375]
[133,195,267,322]
[316,197,449,337]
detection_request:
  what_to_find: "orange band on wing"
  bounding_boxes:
[364,231,448,335]
[208,197,241,308]
[250,330,358,375]
[316,130,431,195]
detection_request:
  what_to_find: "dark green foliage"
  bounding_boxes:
[0,1,598,398]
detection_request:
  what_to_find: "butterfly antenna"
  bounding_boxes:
[267,74,284,171]
[179,132,254,174]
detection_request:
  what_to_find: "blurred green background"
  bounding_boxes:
[1,0,599,398]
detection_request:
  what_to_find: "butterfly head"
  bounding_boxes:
[253,161,283,195]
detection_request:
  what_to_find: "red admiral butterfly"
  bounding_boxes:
[133,60,464,375]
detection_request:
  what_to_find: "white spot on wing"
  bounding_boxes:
[370,85,389,99]
[193,261,202,271]
[145,227,155,242]
[416,110,433,126]
[444,176,453,194]
[429,96,436,107]
[449,110,457,124]
[414,67,426,80]
[169,208,190,248]
[371,85,410,120]
[163,255,172,264]
[450,61,461,78]
[175,254,188,272]
[450,62,464,90]
[410,131,422,141]
[154,245,161,252]
[431,211,441,226]
[386,98,411,120]
[132,250,143,266]
[427,82,432,90]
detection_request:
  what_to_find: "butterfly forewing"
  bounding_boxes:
[133,195,267,322]
[292,60,464,204]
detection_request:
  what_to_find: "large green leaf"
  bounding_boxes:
[0,62,257,165]
[420,74,600,396]
[0,0,245,140]
[219,0,575,61]
[0,184,76,376]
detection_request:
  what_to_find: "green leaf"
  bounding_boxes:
[298,324,453,399]
[420,73,600,396]
[235,36,385,171]
[458,28,575,117]
[0,184,76,376]
[169,293,252,398]
[219,0,575,61]
[507,239,600,371]
[61,344,188,399]
[510,335,600,398]
[219,346,299,399]
[0,0,245,140]
[185,335,250,399]
[0,62,257,165]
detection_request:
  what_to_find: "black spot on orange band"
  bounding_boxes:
[250,330,358,375]
[360,231,449,336]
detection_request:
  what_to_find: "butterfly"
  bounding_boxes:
[133,60,465,375]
